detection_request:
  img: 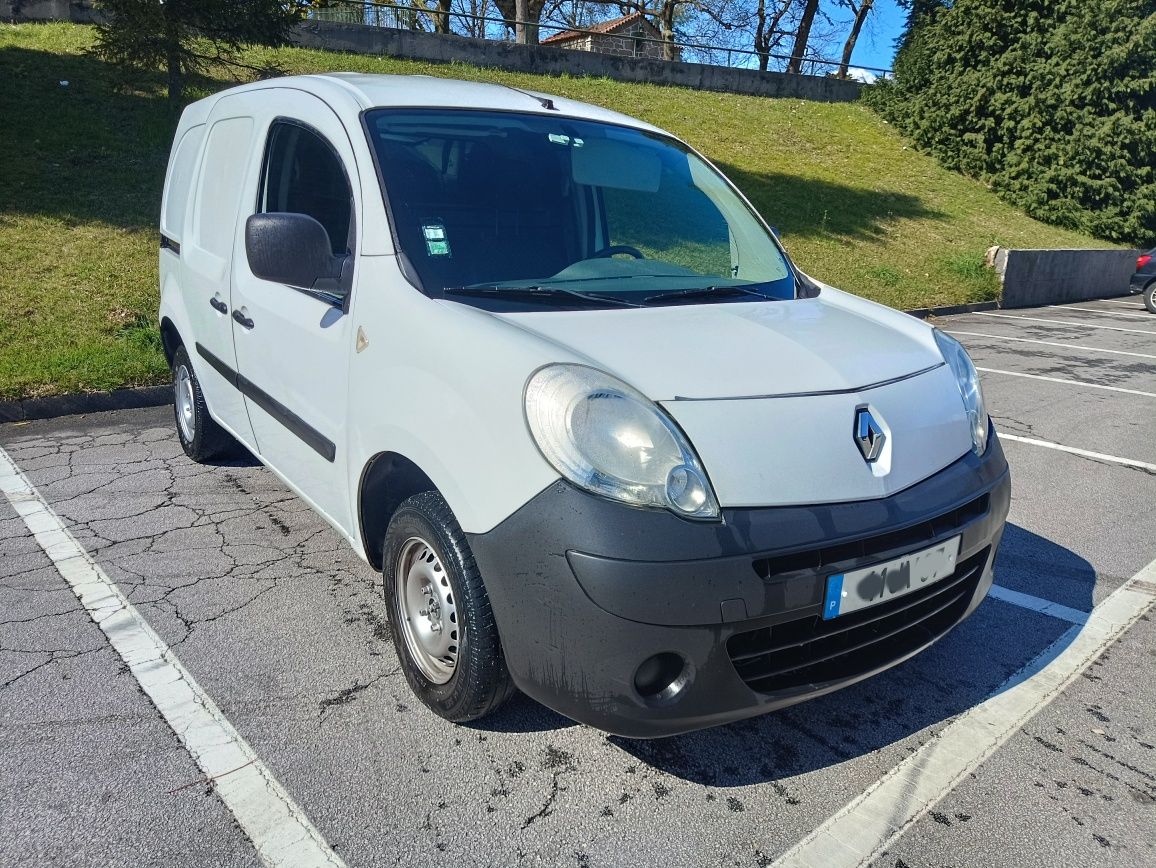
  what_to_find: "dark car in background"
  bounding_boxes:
[1132,248,1155,312]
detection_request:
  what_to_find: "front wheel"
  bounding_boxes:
[382,491,515,723]
[1144,281,1156,314]
[171,344,238,463]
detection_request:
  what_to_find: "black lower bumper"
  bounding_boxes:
[468,432,1011,738]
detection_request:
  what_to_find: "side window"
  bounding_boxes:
[195,117,254,259]
[162,123,205,240]
[259,121,353,256]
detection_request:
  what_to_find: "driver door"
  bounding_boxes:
[229,92,359,533]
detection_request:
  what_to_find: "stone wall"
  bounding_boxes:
[556,33,668,61]
[582,29,669,61]
[294,21,861,103]
[2,0,98,22]
[2,6,861,103]
[987,247,1142,308]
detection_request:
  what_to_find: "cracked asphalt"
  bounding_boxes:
[2,299,1154,867]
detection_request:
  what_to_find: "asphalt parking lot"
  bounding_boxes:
[2,297,1154,868]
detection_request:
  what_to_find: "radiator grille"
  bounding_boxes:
[728,547,989,694]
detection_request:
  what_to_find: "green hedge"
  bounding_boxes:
[865,0,1156,246]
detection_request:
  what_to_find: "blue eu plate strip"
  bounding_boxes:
[823,574,844,621]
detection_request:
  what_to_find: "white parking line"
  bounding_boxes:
[975,366,1156,398]
[987,585,1089,625]
[948,330,1156,361]
[973,311,1156,336]
[998,433,1156,473]
[0,446,346,868]
[1102,298,1145,308]
[1048,304,1153,321]
[770,561,1156,868]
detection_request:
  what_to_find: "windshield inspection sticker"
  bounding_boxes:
[422,222,451,257]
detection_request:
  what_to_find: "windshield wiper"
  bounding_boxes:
[443,285,643,308]
[643,285,774,305]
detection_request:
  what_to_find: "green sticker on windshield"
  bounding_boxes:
[422,222,451,257]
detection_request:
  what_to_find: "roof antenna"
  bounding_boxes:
[502,84,557,111]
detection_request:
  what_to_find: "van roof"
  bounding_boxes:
[201,73,663,134]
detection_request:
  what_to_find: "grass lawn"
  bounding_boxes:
[0,22,1114,400]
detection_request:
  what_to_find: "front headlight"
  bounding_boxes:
[934,330,989,455]
[524,364,720,519]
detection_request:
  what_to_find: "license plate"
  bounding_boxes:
[822,536,962,620]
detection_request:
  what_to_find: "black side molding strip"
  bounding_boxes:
[195,342,238,387]
[194,343,336,463]
[160,234,181,256]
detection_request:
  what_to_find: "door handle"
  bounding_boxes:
[209,297,228,315]
[232,309,255,330]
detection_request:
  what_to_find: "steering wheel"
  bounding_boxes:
[591,245,645,259]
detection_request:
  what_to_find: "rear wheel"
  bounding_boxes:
[383,491,514,723]
[1144,280,1156,314]
[171,344,238,463]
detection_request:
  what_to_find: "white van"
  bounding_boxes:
[159,74,1010,737]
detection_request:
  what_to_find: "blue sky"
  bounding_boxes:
[828,0,907,73]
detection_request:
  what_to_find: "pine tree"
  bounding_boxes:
[91,0,312,103]
[894,0,949,53]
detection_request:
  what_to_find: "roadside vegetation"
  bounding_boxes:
[0,22,1114,400]
[867,0,1155,247]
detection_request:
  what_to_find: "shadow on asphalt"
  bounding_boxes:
[479,523,1094,784]
[469,694,579,735]
[204,448,262,469]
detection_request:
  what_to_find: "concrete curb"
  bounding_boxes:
[0,386,172,424]
[904,300,1001,320]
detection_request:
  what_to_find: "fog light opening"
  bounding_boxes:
[633,652,691,706]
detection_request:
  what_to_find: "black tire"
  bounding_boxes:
[171,344,238,463]
[1144,280,1156,314]
[382,491,515,723]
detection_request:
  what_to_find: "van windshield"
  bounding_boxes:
[364,108,796,310]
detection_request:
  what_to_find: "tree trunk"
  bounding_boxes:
[659,0,676,61]
[755,0,769,71]
[497,0,540,43]
[166,49,183,104]
[163,4,183,104]
[513,0,540,44]
[786,0,819,74]
[838,0,873,78]
[433,0,452,34]
[514,0,527,42]
[755,0,793,73]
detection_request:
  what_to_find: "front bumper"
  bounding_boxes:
[468,431,1011,738]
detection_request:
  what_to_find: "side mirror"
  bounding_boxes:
[245,213,345,291]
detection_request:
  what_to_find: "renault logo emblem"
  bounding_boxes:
[855,407,885,462]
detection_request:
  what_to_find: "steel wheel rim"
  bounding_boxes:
[175,364,195,443]
[395,536,459,684]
